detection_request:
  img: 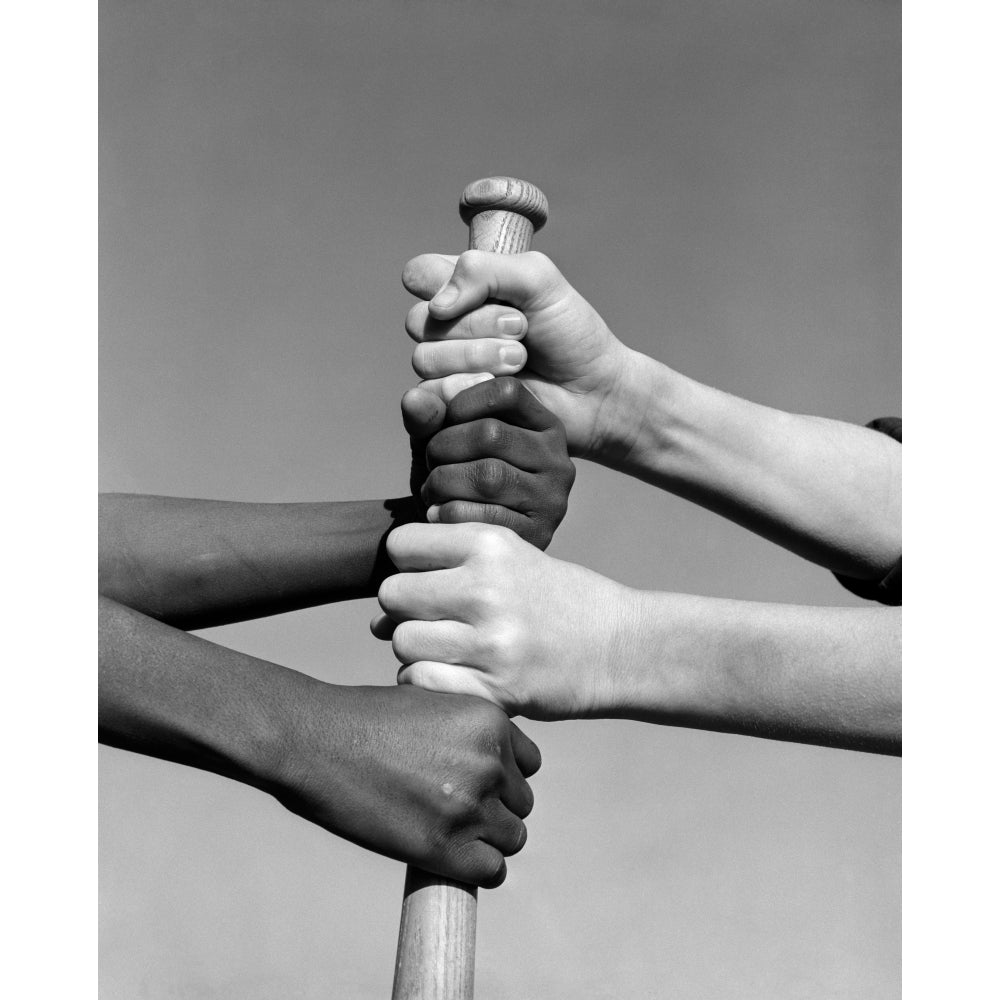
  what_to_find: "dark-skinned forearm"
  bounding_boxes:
[98,595,310,792]
[99,493,423,629]
[100,595,540,886]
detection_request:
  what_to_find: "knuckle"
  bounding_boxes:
[427,630,462,665]
[465,339,494,369]
[465,698,507,741]
[399,659,426,687]
[482,621,521,663]
[457,248,486,268]
[478,418,506,450]
[482,505,517,532]
[473,458,509,498]
[479,749,507,785]
[477,626,505,662]
[473,530,512,567]
[453,249,485,281]
[438,788,477,830]
[525,250,556,278]
[491,376,520,406]
[390,622,417,662]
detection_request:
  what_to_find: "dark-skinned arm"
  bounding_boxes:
[99,384,574,630]
[99,595,540,887]
[98,493,425,630]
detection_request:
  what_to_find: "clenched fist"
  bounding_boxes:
[373,522,640,721]
[404,376,575,551]
[403,250,644,465]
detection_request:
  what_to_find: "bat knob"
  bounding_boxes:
[459,177,548,253]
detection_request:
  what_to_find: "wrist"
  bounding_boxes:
[228,666,328,799]
[588,348,689,475]
[602,590,722,725]
[584,581,656,718]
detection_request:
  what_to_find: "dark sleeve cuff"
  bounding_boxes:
[832,417,902,606]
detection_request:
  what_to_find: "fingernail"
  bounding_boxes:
[432,284,459,309]
[426,505,441,523]
[497,313,525,336]
[500,344,524,366]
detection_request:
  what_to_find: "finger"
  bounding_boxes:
[369,612,395,640]
[390,621,477,666]
[406,299,527,344]
[508,723,542,777]
[422,459,532,510]
[458,842,508,890]
[413,339,526,379]
[447,376,560,432]
[386,522,485,571]
[477,801,529,857]
[499,769,535,820]
[418,372,495,405]
[402,253,459,300]
[377,569,468,623]
[400,386,446,440]
[424,420,549,471]
[427,250,559,321]
[397,660,501,708]
[433,501,533,538]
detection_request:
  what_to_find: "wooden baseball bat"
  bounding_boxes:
[390,176,549,1000]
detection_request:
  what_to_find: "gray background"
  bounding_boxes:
[100,1,900,997]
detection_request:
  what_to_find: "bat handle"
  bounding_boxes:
[391,868,477,1000]
[390,177,549,1000]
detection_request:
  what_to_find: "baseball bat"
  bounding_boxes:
[390,176,549,1000]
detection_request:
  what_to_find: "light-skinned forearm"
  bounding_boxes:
[99,493,422,629]
[608,588,901,754]
[599,350,901,580]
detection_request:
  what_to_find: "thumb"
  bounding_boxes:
[401,386,446,441]
[397,660,504,710]
[402,387,447,499]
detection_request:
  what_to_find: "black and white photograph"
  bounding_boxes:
[97,2,904,997]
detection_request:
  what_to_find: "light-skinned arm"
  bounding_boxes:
[100,595,540,886]
[374,523,901,755]
[402,251,901,585]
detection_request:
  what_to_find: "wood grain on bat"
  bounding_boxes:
[391,176,548,1000]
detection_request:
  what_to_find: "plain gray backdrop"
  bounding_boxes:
[100,1,900,997]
